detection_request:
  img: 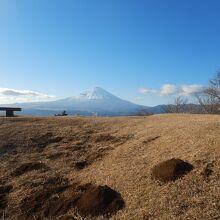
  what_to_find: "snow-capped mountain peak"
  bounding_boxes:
[75,87,118,100]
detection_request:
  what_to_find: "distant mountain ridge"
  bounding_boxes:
[6,87,149,116]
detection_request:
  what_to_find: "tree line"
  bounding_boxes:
[165,70,220,114]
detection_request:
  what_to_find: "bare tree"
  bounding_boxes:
[165,96,188,113]
[194,92,217,114]
[205,71,220,101]
[195,70,220,114]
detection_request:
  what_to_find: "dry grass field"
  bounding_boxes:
[0,114,220,219]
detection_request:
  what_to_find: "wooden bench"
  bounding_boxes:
[0,107,22,117]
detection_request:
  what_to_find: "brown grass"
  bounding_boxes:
[0,114,220,219]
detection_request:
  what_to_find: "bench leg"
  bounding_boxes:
[6,110,14,117]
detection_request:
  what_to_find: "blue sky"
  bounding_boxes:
[0,0,220,106]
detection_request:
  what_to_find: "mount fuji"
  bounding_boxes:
[12,87,148,116]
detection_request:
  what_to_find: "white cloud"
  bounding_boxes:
[0,88,55,104]
[139,84,204,97]
[160,84,204,96]
[180,85,204,96]
[160,84,177,96]
[138,87,157,94]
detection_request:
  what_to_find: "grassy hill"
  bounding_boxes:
[0,114,220,219]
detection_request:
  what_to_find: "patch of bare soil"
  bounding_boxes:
[0,143,17,155]
[76,184,125,216]
[12,162,49,176]
[0,184,12,218]
[20,175,71,219]
[151,158,194,182]
[20,177,124,219]
[30,132,63,149]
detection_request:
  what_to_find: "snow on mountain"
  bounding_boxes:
[76,87,117,100]
[13,87,147,116]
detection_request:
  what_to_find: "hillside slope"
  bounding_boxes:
[0,114,220,219]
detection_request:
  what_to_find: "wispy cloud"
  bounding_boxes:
[180,85,204,96]
[0,88,55,104]
[138,87,157,94]
[139,84,204,97]
[160,84,204,96]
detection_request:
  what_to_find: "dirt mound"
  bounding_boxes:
[76,184,125,216]
[152,158,194,182]
[12,162,49,176]
[0,184,12,218]
[20,180,124,219]
[30,132,63,149]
